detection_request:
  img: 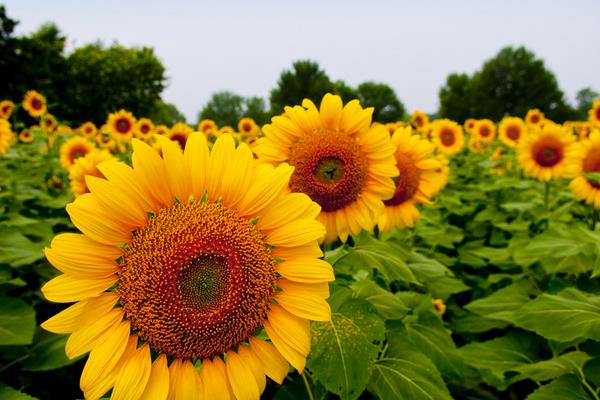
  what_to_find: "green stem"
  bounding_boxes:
[301,373,315,400]
[0,354,30,373]
[582,376,600,400]
[591,208,598,231]
[544,181,551,211]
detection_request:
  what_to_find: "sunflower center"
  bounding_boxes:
[69,145,89,162]
[583,148,600,188]
[595,107,600,121]
[288,130,368,212]
[170,133,187,149]
[32,99,43,110]
[533,139,563,167]
[118,201,276,360]
[2,105,10,114]
[384,153,420,206]
[440,129,456,146]
[530,115,540,124]
[141,125,150,134]
[414,116,423,127]
[507,125,520,140]
[480,126,490,137]
[116,118,131,134]
[242,122,252,132]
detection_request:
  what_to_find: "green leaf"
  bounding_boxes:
[465,280,533,322]
[510,351,591,383]
[350,279,408,320]
[513,288,600,342]
[526,375,592,400]
[450,313,509,333]
[0,384,38,400]
[584,172,600,184]
[368,352,452,400]
[22,331,81,371]
[0,230,46,267]
[308,299,386,400]
[0,297,36,345]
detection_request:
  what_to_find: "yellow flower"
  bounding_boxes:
[69,150,117,197]
[378,127,445,232]
[167,122,193,149]
[96,133,115,150]
[41,114,58,133]
[0,100,14,119]
[23,90,47,117]
[517,124,574,181]
[589,99,600,127]
[219,125,235,135]
[473,119,496,143]
[56,125,73,135]
[410,110,429,130]
[59,136,95,168]
[432,299,446,315]
[134,118,154,140]
[463,118,476,134]
[107,110,136,141]
[19,129,34,143]
[155,124,170,136]
[255,93,398,243]
[431,119,465,156]
[468,136,488,153]
[525,108,544,127]
[198,119,217,136]
[0,119,15,156]
[41,133,332,399]
[238,118,258,136]
[79,122,98,138]
[499,116,527,148]
[565,130,600,208]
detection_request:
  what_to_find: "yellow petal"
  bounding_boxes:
[66,307,123,359]
[237,345,266,394]
[140,354,170,400]
[131,139,173,208]
[111,343,152,400]
[198,358,233,400]
[263,320,306,373]
[220,143,254,208]
[41,299,89,334]
[276,258,334,283]
[279,280,330,299]
[275,291,331,321]
[206,134,236,202]
[225,350,260,400]
[272,242,323,261]
[155,135,191,203]
[184,133,209,199]
[67,194,131,245]
[237,164,294,217]
[42,274,116,303]
[267,220,325,247]
[168,359,200,400]
[97,161,156,212]
[257,193,320,231]
[248,337,289,384]
[319,93,343,130]
[85,175,147,228]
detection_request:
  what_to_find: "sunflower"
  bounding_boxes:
[431,119,465,156]
[19,129,34,143]
[255,93,398,243]
[198,119,217,136]
[155,124,170,136]
[41,113,58,133]
[463,118,476,134]
[499,116,527,147]
[378,127,445,232]
[60,136,95,169]
[565,130,600,208]
[134,118,155,140]
[0,119,15,156]
[168,122,193,149]
[410,110,429,130]
[107,110,136,141]
[589,99,600,127]
[433,154,451,192]
[238,118,258,136]
[517,124,574,181]
[473,119,496,143]
[57,125,73,136]
[23,90,47,117]
[69,150,116,197]
[468,136,487,153]
[0,100,14,119]
[79,122,98,138]
[41,133,332,400]
[525,108,544,128]
[96,133,115,150]
[219,126,235,135]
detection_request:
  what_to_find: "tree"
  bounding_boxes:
[148,100,186,125]
[333,80,359,104]
[198,92,272,127]
[270,60,334,114]
[438,46,576,122]
[244,96,270,126]
[575,87,599,120]
[356,82,405,122]
[64,43,166,125]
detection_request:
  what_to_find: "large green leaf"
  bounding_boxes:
[0,297,35,345]
[465,280,533,322]
[368,351,452,400]
[22,331,81,371]
[350,278,408,320]
[0,230,46,267]
[0,384,38,400]
[513,288,600,342]
[510,351,591,383]
[526,375,592,400]
[308,299,386,400]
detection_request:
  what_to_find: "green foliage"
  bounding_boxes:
[356,81,405,122]
[198,91,269,127]
[147,100,187,125]
[576,87,600,120]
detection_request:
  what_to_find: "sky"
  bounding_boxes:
[5,0,600,122]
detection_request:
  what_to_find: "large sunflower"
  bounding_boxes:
[168,122,193,149]
[60,136,96,169]
[473,119,496,143]
[107,110,136,142]
[69,150,116,197]
[525,108,544,128]
[378,127,445,232]
[566,131,600,208]
[135,118,155,140]
[23,90,47,117]
[499,116,527,148]
[0,100,14,119]
[431,119,465,156]
[517,124,574,181]
[42,133,332,399]
[255,93,398,243]
[589,99,600,127]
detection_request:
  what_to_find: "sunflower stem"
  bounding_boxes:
[544,181,551,211]
[301,373,315,400]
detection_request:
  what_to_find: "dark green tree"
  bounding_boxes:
[148,100,187,125]
[270,60,334,114]
[333,80,359,104]
[575,87,599,120]
[198,91,245,127]
[438,73,472,122]
[243,96,270,126]
[356,82,405,122]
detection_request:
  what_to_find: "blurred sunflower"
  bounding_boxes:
[219,126,235,135]
[96,133,115,150]
[0,119,15,156]
[155,124,170,136]
[238,118,258,136]
[0,100,14,119]
[463,118,476,134]
[19,129,34,143]
[468,137,487,153]
[255,93,398,243]
[517,124,574,181]
[69,150,116,197]
[499,116,527,148]
[525,108,544,128]
[168,122,193,149]
[79,122,98,138]
[57,125,73,136]
[198,119,217,136]
[473,119,496,143]
[565,131,600,208]
[134,118,154,140]
[378,127,444,232]
[60,136,95,168]
[433,154,450,191]
[589,99,600,127]
[41,113,58,133]
[410,110,429,130]
[23,90,47,117]
[107,110,136,141]
[41,133,332,400]
[431,119,465,156]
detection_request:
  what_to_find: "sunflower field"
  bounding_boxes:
[1,88,600,400]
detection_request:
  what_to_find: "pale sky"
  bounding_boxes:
[5,0,600,122]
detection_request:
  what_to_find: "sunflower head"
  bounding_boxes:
[59,136,96,169]
[155,124,170,136]
[0,119,15,156]
[167,122,193,149]
[19,129,34,143]
[499,116,527,147]
[56,125,73,136]
[473,119,496,143]
[133,118,154,140]
[41,114,58,133]
[255,93,399,243]
[41,133,332,399]
[464,118,476,134]
[589,99,600,127]
[198,119,217,136]
[410,110,429,130]
[517,124,575,181]
[238,118,258,136]
[566,130,600,208]
[79,122,98,138]
[107,109,136,141]
[68,149,116,197]
[0,100,14,119]
[525,108,544,127]
[23,90,47,117]
[431,119,465,156]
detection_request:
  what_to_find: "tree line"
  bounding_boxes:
[0,6,596,128]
